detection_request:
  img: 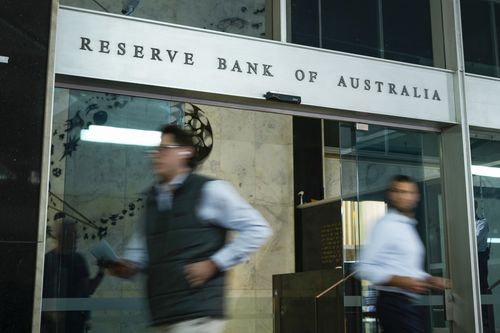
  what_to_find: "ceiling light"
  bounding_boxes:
[80,125,161,146]
[471,165,500,178]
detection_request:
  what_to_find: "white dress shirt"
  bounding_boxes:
[356,209,430,296]
[123,173,272,271]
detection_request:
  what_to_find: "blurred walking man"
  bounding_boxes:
[357,175,447,333]
[108,125,272,333]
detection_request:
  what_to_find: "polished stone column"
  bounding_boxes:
[0,1,53,332]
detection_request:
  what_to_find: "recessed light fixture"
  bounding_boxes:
[487,238,500,244]
[80,125,161,146]
[471,165,500,178]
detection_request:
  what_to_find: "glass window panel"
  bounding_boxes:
[291,0,437,67]
[336,123,447,331]
[470,131,500,333]
[321,0,379,57]
[495,4,500,73]
[461,0,498,77]
[322,120,446,331]
[382,0,434,66]
[60,0,269,39]
[43,88,293,333]
[290,0,320,47]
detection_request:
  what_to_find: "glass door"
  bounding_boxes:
[323,121,449,332]
[470,130,500,333]
[43,87,295,333]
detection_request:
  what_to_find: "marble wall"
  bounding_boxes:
[60,0,267,38]
[46,90,294,332]
[195,104,295,333]
[323,157,341,200]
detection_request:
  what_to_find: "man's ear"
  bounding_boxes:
[178,146,195,157]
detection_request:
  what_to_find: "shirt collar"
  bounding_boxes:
[387,208,418,225]
[156,172,190,193]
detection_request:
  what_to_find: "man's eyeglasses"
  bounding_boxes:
[389,188,418,194]
[146,144,185,154]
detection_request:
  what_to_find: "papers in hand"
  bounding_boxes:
[91,239,120,263]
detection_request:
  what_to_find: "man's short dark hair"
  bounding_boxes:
[390,174,415,187]
[161,124,198,169]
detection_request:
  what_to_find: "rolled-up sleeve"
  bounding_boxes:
[200,180,273,271]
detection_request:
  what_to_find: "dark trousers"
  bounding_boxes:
[479,250,495,333]
[478,250,490,294]
[376,291,424,333]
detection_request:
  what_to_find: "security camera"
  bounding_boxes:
[264,91,301,104]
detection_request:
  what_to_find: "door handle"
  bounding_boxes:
[444,288,454,321]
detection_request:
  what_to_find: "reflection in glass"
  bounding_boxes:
[43,89,181,331]
[60,0,269,39]
[44,88,294,332]
[42,222,105,333]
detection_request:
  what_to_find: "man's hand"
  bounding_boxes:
[184,260,219,287]
[389,276,432,294]
[427,276,451,290]
[102,260,140,279]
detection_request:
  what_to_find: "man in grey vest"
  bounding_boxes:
[107,125,272,333]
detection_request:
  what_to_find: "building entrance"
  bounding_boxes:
[41,86,449,333]
[274,120,449,332]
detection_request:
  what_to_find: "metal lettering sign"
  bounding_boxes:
[56,7,455,123]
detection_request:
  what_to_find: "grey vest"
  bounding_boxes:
[145,174,227,325]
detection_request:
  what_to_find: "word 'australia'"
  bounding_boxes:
[79,37,195,65]
[337,75,441,101]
